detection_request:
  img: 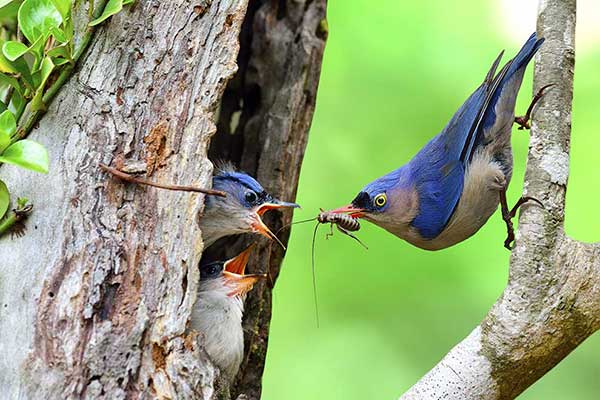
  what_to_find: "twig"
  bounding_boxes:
[99,163,226,197]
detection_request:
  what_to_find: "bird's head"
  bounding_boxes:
[199,244,266,298]
[329,169,418,229]
[201,169,299,246]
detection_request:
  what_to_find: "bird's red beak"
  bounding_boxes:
[328,204,366,219]
[223,244,266,297]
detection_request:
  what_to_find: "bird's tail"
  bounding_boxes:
[501,32,544,85]
[472,33,544,153]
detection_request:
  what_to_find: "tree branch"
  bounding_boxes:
[400,1,600,399]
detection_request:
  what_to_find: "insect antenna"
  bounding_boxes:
[311,221,321,328]
[268,229,288,250]
[274,216,318,236]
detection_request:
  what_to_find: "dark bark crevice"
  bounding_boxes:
[208,0,327,398]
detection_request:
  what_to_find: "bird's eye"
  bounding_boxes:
[374,193,387,208]
[245,191,258,204]
[202,263,222,278]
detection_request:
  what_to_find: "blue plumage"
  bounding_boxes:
[213,171,269,208]
[340,33,545,250]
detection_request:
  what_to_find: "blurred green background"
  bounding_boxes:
[262,1,600,399]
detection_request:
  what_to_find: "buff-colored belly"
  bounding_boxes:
[400,153,505,251]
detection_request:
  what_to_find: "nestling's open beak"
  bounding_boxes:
[328,204,366,219]
[249,213,287,249]
[223,272,266,297]
[223,247,266,297]
[250,200,298,249]
[255,200,300,216]
[224,243,256,275]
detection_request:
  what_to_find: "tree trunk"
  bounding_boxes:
[0,1,326,399]
[400,1,600,399]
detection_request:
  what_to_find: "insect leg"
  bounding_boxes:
[325,222,334,240]
[337,225,369,250]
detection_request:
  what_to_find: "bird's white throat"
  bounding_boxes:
[190,280,246,381]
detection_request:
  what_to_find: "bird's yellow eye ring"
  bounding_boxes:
[374,193,387,208]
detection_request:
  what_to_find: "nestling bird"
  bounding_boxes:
[190,244,265,381]
[330,33,546,250]
[199,167,299,248]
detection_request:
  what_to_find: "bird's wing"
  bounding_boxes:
[409,34,543,240]
[408,51,508,239]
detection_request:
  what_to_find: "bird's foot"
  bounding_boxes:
[500,192,544,250]
[514,83,555,130]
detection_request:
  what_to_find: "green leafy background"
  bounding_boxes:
[262,1,600,399]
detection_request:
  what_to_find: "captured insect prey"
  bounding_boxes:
[316,209,367,249]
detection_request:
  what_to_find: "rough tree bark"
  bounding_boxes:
[0,1,326,399]
[400,1,600,399]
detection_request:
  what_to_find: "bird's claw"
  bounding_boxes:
[514,116,531,130]
[504,232,515,250]
[501,195,544,250]
[514,83,555,130]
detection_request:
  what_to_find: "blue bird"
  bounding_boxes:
[199,166,299,248]
[331,33,546,250]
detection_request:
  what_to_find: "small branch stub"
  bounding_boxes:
[99,163,226,197]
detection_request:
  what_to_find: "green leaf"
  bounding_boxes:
[0,110,16,152]
[62,8,73,41]
[30,56,53,110]
[0,41,19,74]
[89,0,127,26]
[0,109,16,133]
[8,87,24,115]
[2,41,29,61]
[0,179,8,219]
[50,26,66,42]
[18,0,63,43]
[0,139,49,173]
[51,56,69,66]
[0,131,8,154]
[0,36,43,80]
[8,54,34,90]
[0,1,22,19]
[50,0,69,20]
[0,72,23,96]
[46,43,69,58]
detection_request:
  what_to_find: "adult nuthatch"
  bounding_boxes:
[330,33,545,250]
[190,244,265,381]
[199,168,299,248]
